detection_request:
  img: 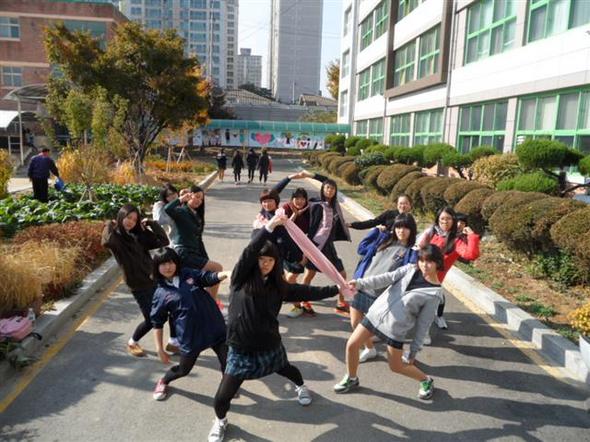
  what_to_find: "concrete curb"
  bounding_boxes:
[303,169,590,386]
[201,170,218,191]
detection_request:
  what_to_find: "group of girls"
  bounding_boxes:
[216,147,271,185]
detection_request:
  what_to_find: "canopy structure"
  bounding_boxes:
[204,119,350,134]
[0,111,18,130]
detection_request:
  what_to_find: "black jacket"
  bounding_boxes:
[28,155,59,179]
[246,151,259,168]
[227,228,338,352]
[101,220,169,291]
[165,198,208,258]
[232,155,244,171]
[350,209,400,230]
[257,153,270,173]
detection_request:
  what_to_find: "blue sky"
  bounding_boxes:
[238,0,342,96]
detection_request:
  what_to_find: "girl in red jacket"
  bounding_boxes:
[417,206,480,329]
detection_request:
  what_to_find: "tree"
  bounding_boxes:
[207,85,235,119]
[443,146,498,179]
[326,59,340,100]
[299,110,337,123]
[44,22,209,176]
[239,83,274,101]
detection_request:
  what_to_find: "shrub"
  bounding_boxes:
[579,155,590,176]
[390,171,423,203]
[362,165,387,192]
[354,152,388,169]
[481,190,546,221]
[497,171,558,194]
[444,181,489,207]
[319,152,341,168]
[420,177,463,214]
[569,303,590,336]
[422,143,456,167]
[550,206,590,255]
[111,161,136,185]
[328,156,353,174]
[468,146,498,162]
[384,146,401,162]
[405,176,437,211]
[0,150,11,199]
[345,136,363,149]
[341,162,362,185]
[529,251,585,287]
[335,158,355,175]
[57,147,111,186]
[516,138,583,171]
[365,144,388,154]
[454,187,495,234]
[325,134,346,153]
[472,153,522,187]
[0,247,43,314]
[355,138,377,152]
[376,164,420,195]
[347,145,362,156]
[396,146,425,165]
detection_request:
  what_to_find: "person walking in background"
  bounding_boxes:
[216,148,227,182]
[231,150,244,185]
[152,183,180,248]
[101,204,176,357]
[27,147,59,203]
[257,149,271,184]
[246,148,258,184]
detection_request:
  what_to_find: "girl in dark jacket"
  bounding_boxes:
[101,204,173,357]
[246,148,258,183]
[256,149,271,183]
[216,148,227,182]
[231,150,244,185]
[150,247,230,401]
[208,214,340,442]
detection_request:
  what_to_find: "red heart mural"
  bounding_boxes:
[255,133,272,145]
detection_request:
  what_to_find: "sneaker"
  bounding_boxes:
[287,306,304,318]
[335,301,350,316]
[401,350,411,364]
[208,418,228,442]
[302,302,316,316]
[333,374,359,394]
[296,384,312,406]
[418,377,434,400]
[423,333,431,346]
[359,347,378,363]
[127,343,146,357]
[165,342,180,354]
[153,379,168,401]
[435,316,448,329]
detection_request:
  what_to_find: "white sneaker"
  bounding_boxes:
[359,347,378,363]
[423,333,431,346]
[296,384,312,406]
[208,417,228,442]
[435,316,448,329]
[286,306,304,318]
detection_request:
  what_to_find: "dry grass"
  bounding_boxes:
[111,161,136,185]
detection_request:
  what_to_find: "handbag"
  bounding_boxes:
[0,316,33,342]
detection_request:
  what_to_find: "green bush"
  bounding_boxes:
[327,156,353,174]
[396,146,425,165]
[516,139,583,171]
[472,153,522,187]
[327,134,346,153]
[443,181,489,206]
[355,138,377,152]
[422,144,456,167]
[578,155,590,176]
[341,162,362,185]
[365,144,388,154]
[375,164,420,195]
[384,146,400,162]
[0,150,11,199]
[497,171,558,195]
[345,136,363,149]
[468,146,498,162]
[550,206,590,281]
[420,177,462,214]
[528,251,585,287]
[336,158,355,175]
[390,171,423,203]
[347,145,362,156]
[354,152,388,169]
[454,187,495,234]
[362,165,388,192]
[405,176,437,211]
[481,190,546,221]
[319,152,341,168]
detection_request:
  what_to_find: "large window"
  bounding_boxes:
[528,0,590,43]
[355,120,369,137]
[359,1,389,52]
[390,114,411,146]
[394,26,440,87]
[465,0,516,64]
[414,109,443,145]
[393,41,416,87]
[341,50,350,78]
[370,58,386,96]
[458,101,507,152]
[358,68,371,101]
[516,88,590,153]
[1,66,22,87]
[398,0,425,22]
[343,7,351,37]
[340,90,348,118]
[418,27,439,78]
[369,118,384,142]
[374,1,390,39]
[360,15,373,51]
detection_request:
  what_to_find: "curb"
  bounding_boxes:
[201,170,218,191]
[303,169,590,386]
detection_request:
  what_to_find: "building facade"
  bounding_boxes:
[119,0,238,88]
[269,0,323,103]
[236,47,262,87]
[339,0,590,164]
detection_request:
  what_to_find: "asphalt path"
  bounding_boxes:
[1,159,589,441]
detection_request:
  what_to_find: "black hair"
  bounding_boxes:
[397,193,413,206]
[434,206,458,254]
[233,149,242,159]
[291,187,308,201]
[188,185,205,225]
[159,183,179,203]
[116,204,142,237]
[456,212,468,223]
[259,188,280,205]
[320,178,338,207]
[377,213,417,251]
[152,247,182,281]
[232,240,286,296]
[418,244,445,271]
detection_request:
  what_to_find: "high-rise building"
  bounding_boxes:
[236,48,262,87]
[269,0,323,103]
[119,0,238,88]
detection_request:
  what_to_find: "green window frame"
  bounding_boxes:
[515,88,590,154]
[528,0,590,43]
[458,101,508,153]
[418,26,440,78]
[374,1,390,39]
[393,41,416,87]
[414,109,443,145]
[358,68,371,101]
[369,118,384,142]
[390,114,411,146]
[465,0,516,64]
[355,120,369,137]
[370,58,386,96]
[398,0,423,22]
[360,15,373,51]
[0,17,19,39]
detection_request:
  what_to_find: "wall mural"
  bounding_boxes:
[193,128,326,150]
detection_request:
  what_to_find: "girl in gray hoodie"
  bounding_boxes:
[334,244,444,400]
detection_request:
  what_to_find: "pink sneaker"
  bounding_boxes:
[153,379,168,401]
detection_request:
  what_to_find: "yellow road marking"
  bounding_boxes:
[0,276,122,413]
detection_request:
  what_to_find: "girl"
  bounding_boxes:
[216,148,227,182]
[417,206,480,329]
[150,247,230,401]
[257,149,270,183]
[207,215,340,442]
[348,194,413,231]
[350,213,418,363]
[152,183,179,248]
[246,148,258,183]
[165,185,224,304]
[334,245,445,400]
[231,150,244,185]
[101,204,174,357]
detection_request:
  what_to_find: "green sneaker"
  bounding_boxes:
[418,377,434,400]
[333,374,359,394]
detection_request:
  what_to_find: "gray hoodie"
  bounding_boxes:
[356,264,443,359]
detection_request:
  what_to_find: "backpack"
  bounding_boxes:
[0,316,33,342]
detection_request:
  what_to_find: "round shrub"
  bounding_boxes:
[365,144,388,154]
[347,145,362,156]
[420,177,463,214]
[326,134,346,153]
[345,136,363,149]
[327,156,353,174]
[497,171,558,195]
[550,206,590,255]
[319,152,341,168]
[0,149,12,199]
[354,152,388,169]
[516,139,583,170]
[362,165,388,192]
[384,146,401,162]
[444,181,489,207]
[355,138,377,152]
[455,187,495,234]
[405,176,437,211]
[468,145,498,162]
[376,164,420,195]
[481,190,546,221]
[472,153,522,187]
[422,143,456,167]
[341,162,362,185]
[393,146,425,165]
[335,158,355,175]
[579,155,590,176]
[390,171,423,203]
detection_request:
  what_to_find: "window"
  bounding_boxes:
[130,7,142,16]
[398,0,424,22]
[146,0,161,6]
[528,0,590,43]
[355,120,369,137]
[190,0,206,7]
[1,66,22,87]
[146,8,161,18]
[418,26,439,78]
[465,0,516,64]
[414,109,443,145]
[370,58,386,96]
[146,20,162,29]
[340,90,348,117]
[374,1,389,39]
[64,20,107,40]
[369,118,384,142]
[394,41,416,87]
[358,68,371,101]
[343,7,351,37]
[360,15,373,51]
[458,101,507,152]
[390,114,411,146]
[341,50,350,78]
[190,11,206,20]
[516,88,590,150]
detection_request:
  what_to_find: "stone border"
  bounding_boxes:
[303,170,590,386]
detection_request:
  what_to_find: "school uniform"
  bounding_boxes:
[165,198,209,269]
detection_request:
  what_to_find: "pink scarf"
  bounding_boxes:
[283,219,356,300]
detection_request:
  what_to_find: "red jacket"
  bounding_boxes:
[428,233,480,282]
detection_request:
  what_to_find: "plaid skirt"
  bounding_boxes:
[350,290,377,314]
[225,344,289,380]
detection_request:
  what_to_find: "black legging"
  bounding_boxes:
[131,288,176,342]
[259,170,268,183]
[163,341,227,384]
[233,170,241,182]
[247,167,255,181]
[213,363,303,418]
[437,293,446,317]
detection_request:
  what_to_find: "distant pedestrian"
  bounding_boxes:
[246,148,258,183]
[27,147,59,203]
[231,150,244,185]
[257,149,270,183]
[216,148,227,182]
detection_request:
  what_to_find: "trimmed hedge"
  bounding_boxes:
[454,187,495,234]
[362,165,388,192]
[481,191,546,221]
[354,152,388,169]
[444,181,489,207]
[405,176,437,211]
[341,162,362,185]
[375,164,420,195]
[328,156,354,174]
[345,136,362,149]
[497,171,559,195]
[319,152,341,168]
[390,171,423,203]
[420,177,462,214]
[365,144,388,154]
[422,144,456,167]
[550,206,590,281]
[393,146,425,165]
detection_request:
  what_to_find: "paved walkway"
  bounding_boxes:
[7,177,32,194]
[1,159,589,441]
